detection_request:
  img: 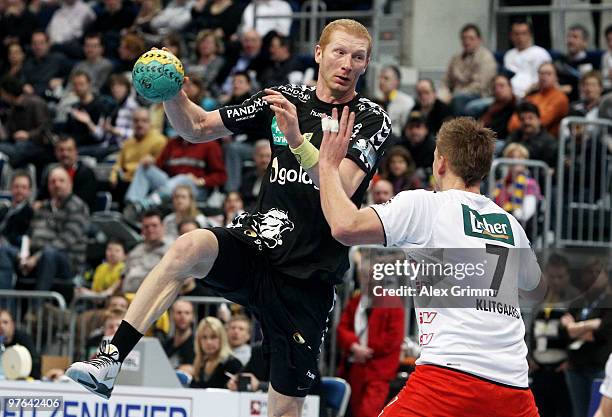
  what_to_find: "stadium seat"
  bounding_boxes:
[588,378,604,417]
[320,376,351,417]
[90,212,143,252]
[95,191,112,213]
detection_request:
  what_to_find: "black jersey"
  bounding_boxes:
[219,84,391,283]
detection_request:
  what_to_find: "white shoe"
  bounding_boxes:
[65,340,122,399]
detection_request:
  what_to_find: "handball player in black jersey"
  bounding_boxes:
[66,19,391,416]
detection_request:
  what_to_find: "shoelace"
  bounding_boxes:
[88,354,118,369]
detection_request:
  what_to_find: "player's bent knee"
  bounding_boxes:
[167,229,219,277]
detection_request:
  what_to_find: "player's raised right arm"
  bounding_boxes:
[163,88,232,143]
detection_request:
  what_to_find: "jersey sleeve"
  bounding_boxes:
[371,190,436,247]
[218,90,271,137]
[345,106,392,174]
[515,226,542,291]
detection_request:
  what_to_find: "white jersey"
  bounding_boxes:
[372,189,541,388]
[601,354,612,398]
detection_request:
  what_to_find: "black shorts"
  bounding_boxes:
[204,227,335,397]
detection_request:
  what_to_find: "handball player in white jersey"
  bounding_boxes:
[318,115,547,416]
[595,354,612,417]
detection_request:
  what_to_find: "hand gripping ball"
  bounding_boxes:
[132,49,184,103]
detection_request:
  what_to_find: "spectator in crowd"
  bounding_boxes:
[188,0,243,43]
[561,256,612,417]
[131,0,161,34]
[508,62,569,137]
[150,0,194,36]
[369,179,394,205]
[239,0,292,38]
[601,25,612,88]
[0,75,53,169]
[493,143,542,224]
[2,42,26,81]
[337,262,404,417]
[504,102,558,169]
[443,23,497,116]
[220,30,266,95]
[0,0,39,52]
[239,139,271,210]
[0,171,33,289]
[89,0,137,60]
[480,74,516,143]
[227,314,251,366]
[190,316,242,388]
[162,185,216,240]
[70,33,113,94]
[62,71,111,157]
[124,134,226,209]
[377,65,414,138]
[529,254,576,417]
[37,136,97,213]
[503,21,552,98]
[46,0,95,53]
[163,299,196,370]
[76,239,126,297]
[20,166,89,291]
[223,191,244,225]
[223,71,261,192]
[226,342,268,392]
[22,31,69,98]
[259,33,313,88]
[115,33,146,75]
[186,30,226,91]
[121,209,172,293]
[110,108,167,203]
[379,146,422,195]
[85,307,126,358]
[0,309,40,378]
[396,110,436,179]
[570,71,603,120]
[557,24,600,101]
[101,74,139,149]
[411,79,452,135]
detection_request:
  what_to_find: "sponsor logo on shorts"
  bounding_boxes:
[462,204,515,245]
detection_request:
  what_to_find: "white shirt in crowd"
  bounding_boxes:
[240,0,293,37]
[503,45,551,98]
[372,189,541,388]
[47,0,95,45]
[601,354,612,399]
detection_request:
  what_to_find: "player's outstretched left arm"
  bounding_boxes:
[318,107,385,246]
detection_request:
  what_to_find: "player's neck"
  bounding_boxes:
[315,82,356,104]
[439,177,481,194]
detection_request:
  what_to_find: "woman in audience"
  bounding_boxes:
[186,30,225,92]
[223,191,244,226]
[190,316,242,388]
[493,143,542,224]
[132,0,162,35]
[163,185,215,240]
[2,42,26,81]
[379,146,422,195]
[102,74,139,148]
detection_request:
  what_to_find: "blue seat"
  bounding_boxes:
[320,376,351,417]
[588,378,604,417]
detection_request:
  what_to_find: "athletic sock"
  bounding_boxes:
[110,320,144,362]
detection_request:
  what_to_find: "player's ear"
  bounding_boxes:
[314,44,322,64]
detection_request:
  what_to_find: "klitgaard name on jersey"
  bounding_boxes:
[277,85,312,102]
[226,98,266,121]
[269,157,319,189]
[475,298,521,319]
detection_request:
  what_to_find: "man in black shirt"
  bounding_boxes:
[162,300,195,370]
[66,19,391,416]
